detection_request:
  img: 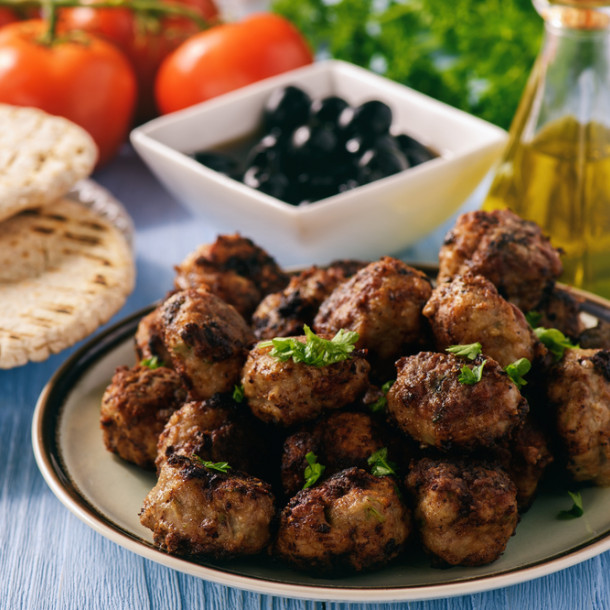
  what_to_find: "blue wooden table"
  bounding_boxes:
[1,146,608,610]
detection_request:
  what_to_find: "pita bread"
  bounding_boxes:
[0,197,135,368]
[0,105,98,223]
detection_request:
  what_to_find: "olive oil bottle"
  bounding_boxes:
[482,0,610,298]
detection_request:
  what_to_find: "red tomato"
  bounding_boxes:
[155,12,314,115]
[0,20,137,166]
[59,0,219,122]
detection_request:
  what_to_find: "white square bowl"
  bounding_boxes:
[131,60,507,266]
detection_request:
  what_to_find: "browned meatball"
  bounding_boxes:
[406,458,519,567]
[252,260,365,340]
[580,319,610,350]
[387,351,527,451]
[491,415,554,511]
[423,273,545,368]
[546,348,610,485]
[241,339,370,427]
[134,305,173,366]
[438,209,562,312]
[100,364,187,469]
[280,410,398,497]
[274,467,410,573]
[161,288,254,400]
[534,285,585,341]
[140,455,275,558]
[313,257,432,370]
[173,233,289,319]
[156,394,277,480]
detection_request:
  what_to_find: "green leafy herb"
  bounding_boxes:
[369,380,395,413]
[303,451,326,489]
[534,327,579,362]
[446,342,482,360]
[140,355,164,369]
[191,455,231,473]
[232,384,245,403]
[368,447,397,477]
[557,490,584,519]
[365,502,385,523]
[504,357,531,388]
[525,310,543,328]
[458,360,486,385]
[259,325,359,366]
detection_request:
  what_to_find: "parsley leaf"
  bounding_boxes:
[369,380,395,413]
[504,357,531,388]
[232,384,245,403]
[191,455,232,473]
[525,311,543,328]
[140,355,164,369]
[458,360,486,385]
[368,447,397,477]
[557,490,584,519]
[446,342,482,360]
[534,327,579,362]
[303,451,326,489]
[259,325,359,366]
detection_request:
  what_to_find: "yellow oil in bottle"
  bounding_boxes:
[482,116,610,298]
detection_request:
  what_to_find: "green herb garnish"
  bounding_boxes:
[368,447,397,477]
[458,360,486,385]
[557,490,584,519]
[303,451,326,489]
[191,455,232,473]
[369,380,395,413]
[140,355,164,369]
[504,357,531,388]
[525,311,543,328]
[446,342,482,360]
[259,325,359,366]
[534,327,579,362]
[232,384,245,403]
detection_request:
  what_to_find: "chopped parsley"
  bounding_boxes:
[557,490,584,520]
[368,447,397,477]
[232,384,245,403]
[140,355,164,369]
[446,342,482,360]
[458,360,486,385]
[303,451,326,489]
[504,358,531,388]
[525,310,543,328]
[259,324,359,366]
[191,455,232,473]
[534,327,579,362]
[369,380,395,413]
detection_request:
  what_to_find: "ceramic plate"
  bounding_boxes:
[32,288,610,603]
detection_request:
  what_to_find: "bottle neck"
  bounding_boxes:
[533,0,610,29]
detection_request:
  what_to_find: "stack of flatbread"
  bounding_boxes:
[0,104,135,368]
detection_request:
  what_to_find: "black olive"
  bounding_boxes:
[263,85,311,134]
[244,133,283,173]
[357,146,409,183]
[288,125,341,170]
[339,100,393,140]
[310,96,349,126]
[193,151,240,178]
[395,133,438,166]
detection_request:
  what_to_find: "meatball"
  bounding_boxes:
[161,288,254,400]
[280,410,399,497]
[406,458,519,567]
[386,351,527,451]
[546,348,610,485]
[140,454,275,558]
[134,305,173,366]
[314,257,432,371]
[252,260,365,340]
[100,364,187,469]
[274,467,410,573]
[534,285,585,341]
[173,233,289,319]
[437,209,562,312]
[155,394,277,480]
[241,339,370,427]
[423,272,544,368]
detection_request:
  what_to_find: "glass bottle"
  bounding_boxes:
[482,0,610,298]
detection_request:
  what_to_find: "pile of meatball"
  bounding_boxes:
[100,209,610,576]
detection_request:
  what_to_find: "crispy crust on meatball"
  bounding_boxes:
[274,467,410,573]
[173,233,289,319]
[241,340,370,427]
[423,273,545,368]
[406,458,519,567]
[134,305,174,367]
[437,209,562,312]
[140,455,275,558]
[100,364,187,469]
[161,288,254,400]
[387,351,527,451]
[546,348,610,485]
